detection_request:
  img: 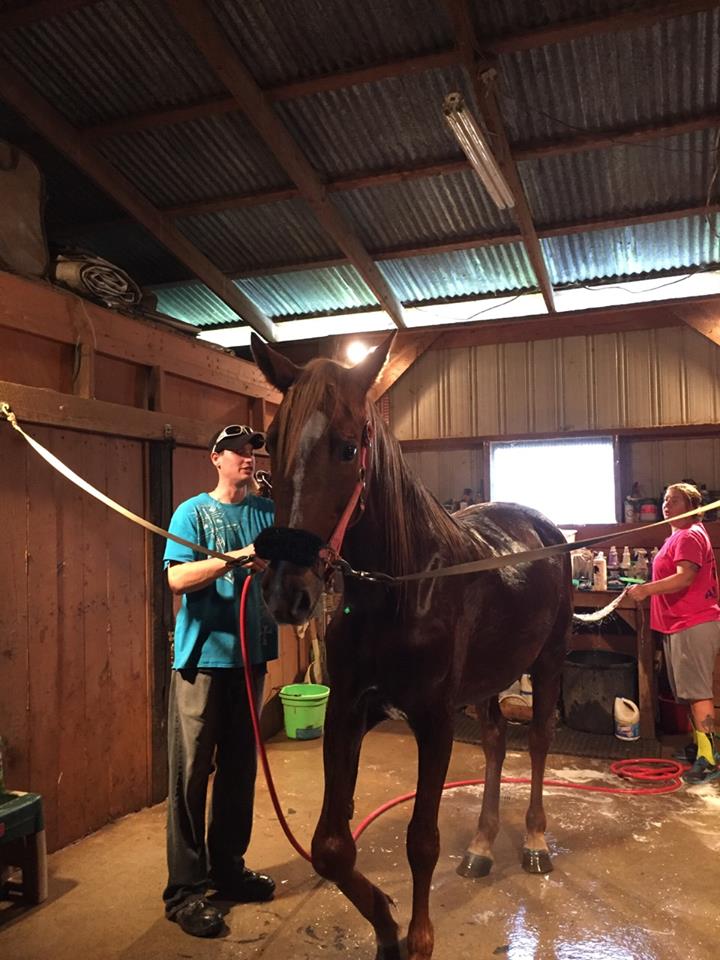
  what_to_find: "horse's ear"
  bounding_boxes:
[251,333,301,393]
[351,333,396,394]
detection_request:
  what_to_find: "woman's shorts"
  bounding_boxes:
[663,620,720,702]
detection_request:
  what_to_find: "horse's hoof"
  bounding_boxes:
[375,941,403,960]
[457,852,494,878]
[522,848,553,874]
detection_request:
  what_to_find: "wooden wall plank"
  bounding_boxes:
[26,425,61,847]
[0,427,30,791]
[94,354,148,408]
[55,430,90,848]
[106,438,149,817]
[79,434,113,836]
[0,327,74,392]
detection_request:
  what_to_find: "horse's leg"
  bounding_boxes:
[522,645,564,874]
[405,711,454,960]
[457,695,506,878]
[311,694,401,960]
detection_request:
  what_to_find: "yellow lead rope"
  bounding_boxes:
[3,402,720,582]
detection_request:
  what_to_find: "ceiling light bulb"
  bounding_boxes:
[346,341,372,364]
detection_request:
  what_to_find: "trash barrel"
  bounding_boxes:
[562,651,637,735]
[279,683,330,740]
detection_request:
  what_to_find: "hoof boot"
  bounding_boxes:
[522,848,553,874]
[457,852,494,878]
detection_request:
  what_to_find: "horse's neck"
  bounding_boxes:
[343,425,462,575]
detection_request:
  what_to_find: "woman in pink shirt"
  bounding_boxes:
[628,482,720,784]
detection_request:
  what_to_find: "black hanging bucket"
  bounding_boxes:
[562,651,637,735]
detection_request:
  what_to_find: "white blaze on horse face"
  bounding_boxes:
[289,410,328,528]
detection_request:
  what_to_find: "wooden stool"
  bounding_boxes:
[0,792,48,904]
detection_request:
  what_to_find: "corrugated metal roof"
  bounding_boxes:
[96,113,290,208]
[209,0,454,88]
[499,8,720,145]
[542,214,720,285]
[0,0,225,127]
[236,265,375,318]
[176,200,342,273]
[153,264,375,325]
[332,170,514,249]
[275,67,475,178]
[470,0,635,37]
[378,244,535,302]
[521,130,717,224]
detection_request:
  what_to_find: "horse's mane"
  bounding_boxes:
[273,359,342,477]
[366,404,475,576]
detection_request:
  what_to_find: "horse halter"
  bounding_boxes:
[254,419,373,578]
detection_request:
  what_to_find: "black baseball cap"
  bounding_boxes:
[211,424,265,454]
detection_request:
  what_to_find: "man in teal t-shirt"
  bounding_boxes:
[162,424,278,938]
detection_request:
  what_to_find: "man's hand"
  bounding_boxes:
[225,545,268,573]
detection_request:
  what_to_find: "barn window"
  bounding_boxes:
[489,437,616,525]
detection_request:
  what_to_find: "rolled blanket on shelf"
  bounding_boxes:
[52,254,142,308]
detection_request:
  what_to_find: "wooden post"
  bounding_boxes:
[146,437,175,804]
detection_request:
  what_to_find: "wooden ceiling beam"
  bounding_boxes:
[368,330,443,400]
[672,301,720,346]
[170,0,407,330]
[0,61,278,342]
[445,0,556,312]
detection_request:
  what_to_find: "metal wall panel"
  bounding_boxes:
[403,447,484,506]
[627,438,720,498]
[390,325,720,440]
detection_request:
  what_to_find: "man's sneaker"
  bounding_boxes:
[213,868,275,903]
[170,896,224,938]
[682,756,720,785]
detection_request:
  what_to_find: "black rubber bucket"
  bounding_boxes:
[562,651,637,735]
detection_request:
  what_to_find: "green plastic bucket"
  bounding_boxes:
[279,683,330,740]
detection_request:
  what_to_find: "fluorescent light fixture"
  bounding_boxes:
[443,92,515,209]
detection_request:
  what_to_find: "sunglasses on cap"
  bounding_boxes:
[212,424,265,454]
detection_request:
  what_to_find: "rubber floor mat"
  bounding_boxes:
[453,712,661,760]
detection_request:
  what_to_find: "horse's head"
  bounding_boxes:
[251,333,395,623]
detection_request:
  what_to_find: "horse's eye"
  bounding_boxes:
[341,443,358,462]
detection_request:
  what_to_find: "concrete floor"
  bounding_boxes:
[1,720,718,960]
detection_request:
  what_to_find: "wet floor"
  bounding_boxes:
[1,720,718,959]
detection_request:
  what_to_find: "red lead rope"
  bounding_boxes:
[238,577,688,868]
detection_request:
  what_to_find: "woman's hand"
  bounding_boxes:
[627,583,651,602]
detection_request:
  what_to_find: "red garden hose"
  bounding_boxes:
[238,577,688,865]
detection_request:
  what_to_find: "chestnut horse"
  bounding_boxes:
[251,334,572,960]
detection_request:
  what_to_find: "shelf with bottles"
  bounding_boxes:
[624,480,718,524]
[572,543,657,592]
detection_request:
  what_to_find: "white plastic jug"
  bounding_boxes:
[614,697,640,741]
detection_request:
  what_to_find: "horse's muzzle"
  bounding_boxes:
[255,528,326,625]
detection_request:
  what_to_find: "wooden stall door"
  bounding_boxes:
[0,424,151,852]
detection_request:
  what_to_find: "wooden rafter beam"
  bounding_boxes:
[368,330,443,400]
[445,0,556,312]
[0,62,278,342]
[73,2,719,140]
[672,301,720,346]
[169,0,406,330]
